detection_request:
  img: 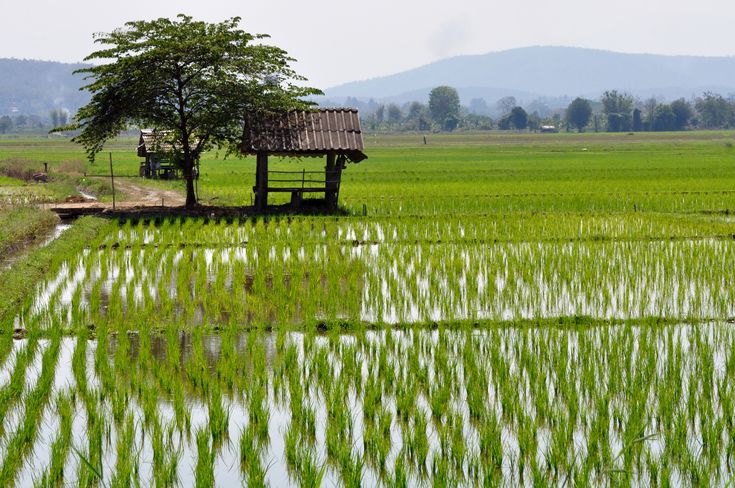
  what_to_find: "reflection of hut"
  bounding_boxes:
[241,108,367,210]
[137,129,198,180]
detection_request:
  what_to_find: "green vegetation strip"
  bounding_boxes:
[0,158,115,204]
[0,216,113,327]
[0,206,58,259]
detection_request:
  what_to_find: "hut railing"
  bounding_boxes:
[267,170,340,190]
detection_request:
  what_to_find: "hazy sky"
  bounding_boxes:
[2,0,733,88]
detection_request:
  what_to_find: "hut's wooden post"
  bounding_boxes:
[325,152,338,209]
[255,152,269,211]
[334,154,345,204]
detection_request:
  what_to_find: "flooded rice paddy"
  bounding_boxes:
[15,226,735,329]
[3,325,735,486]
[5,217,735,486]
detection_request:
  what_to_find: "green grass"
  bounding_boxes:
[3,130,735,212]
[5,130,735,332]
[2,158,118,206]
[2,324,730,486]
[0,206,58,260]
[0,175,23,186]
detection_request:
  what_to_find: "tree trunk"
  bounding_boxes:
[185,175,196,206]
[184,155,196,207]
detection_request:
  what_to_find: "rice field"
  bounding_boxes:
[3,131,735,486]
[2,324,735,487]
[14,215,735,331]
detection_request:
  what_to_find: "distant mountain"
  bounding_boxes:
[0,59,90,117]
[322,46,735,107]
[5,48,735,119]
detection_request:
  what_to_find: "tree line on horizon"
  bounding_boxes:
[353,86,735,133]
[0,108,71,135]
[3,86,734,136]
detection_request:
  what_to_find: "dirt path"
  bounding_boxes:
[48,178,185,212]
[112,179,185,206]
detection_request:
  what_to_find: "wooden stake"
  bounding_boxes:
[109,152,116,210]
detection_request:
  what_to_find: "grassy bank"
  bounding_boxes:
[0,216,113,327]
[0,206,59,260]
[0,158,116,204]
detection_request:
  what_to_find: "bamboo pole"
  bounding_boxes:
[109,152,116,210]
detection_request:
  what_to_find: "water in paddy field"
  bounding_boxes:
[2,223,71,271]
[16,236,735,329]
[4,325,735,486]
[7,217,735,485]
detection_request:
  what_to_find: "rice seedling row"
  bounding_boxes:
[16,217,735,331]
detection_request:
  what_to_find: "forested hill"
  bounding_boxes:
[324,46,735,103]
[6,48,735,118]
[0,59,90,116]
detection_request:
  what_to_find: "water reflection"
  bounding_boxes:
[6,324,735,486]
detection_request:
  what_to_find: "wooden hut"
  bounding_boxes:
[137,129,198,180]
[241,108,367,210]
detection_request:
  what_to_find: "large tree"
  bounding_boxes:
[496,96,517,115]
[509,106,528,131]
[670,98,693,130]
[565,97,592,132]
[386,103,402,124]
[468,98,490,116]
[601,90,634,132]
[428,86,460,131]
[632,108,642,132]
[695,92,731,129]
[0,116,12,134]
[653,104,676,131]
[405,102,431,131]
[71,15,319,206]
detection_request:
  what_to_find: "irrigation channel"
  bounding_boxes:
[2,223,71,272]
[6,217,735,486]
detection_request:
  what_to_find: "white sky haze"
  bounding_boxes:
[1,0,733,88]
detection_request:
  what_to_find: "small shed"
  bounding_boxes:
[137,129,197,180]
[241,108,367,210]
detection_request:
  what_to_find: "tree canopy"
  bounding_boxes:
[509,106,528,130]
[565,97,592,132]
[670,99,693,130]
[601,90,634,132]
[695,92,731,129]
[653,105,676,131]
[71,15,320,206]
[428,86,460,131]
[497,96,517,115]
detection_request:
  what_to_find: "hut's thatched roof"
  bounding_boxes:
[241,108,367,163]
[137,129,176,157]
